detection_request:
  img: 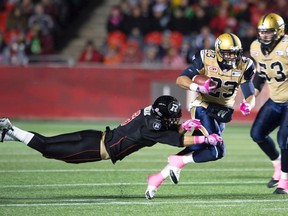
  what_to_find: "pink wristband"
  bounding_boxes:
[193,136,205,144]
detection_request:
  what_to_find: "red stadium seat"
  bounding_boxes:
[144,31,163,45]
[107,31,126,47]
[169,31,183,49]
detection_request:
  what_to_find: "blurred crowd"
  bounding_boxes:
[0,0,89,65]
[1,0,288,66]
[78,0,288,67]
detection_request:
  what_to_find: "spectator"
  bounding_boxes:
[103,43,122,65]
[162,46,186,68]
[209,6,237,37]
[6,5,28,32]
[158,31,172,59]
[179,36,194,64]
[123,5,149,36]
[6,31,28,65]
[139,0,152,19]
[142,43,162,67]
[19,0,34,18]
[78,39,103,63]
[25,24,54,55]
[126,26,145,50]
[149,3,170,32]
[41,0,58,21]
[167,6,192,36]
[193,25,215,52]
[106,5,125,34]
[28,2,54,36]
[118,0,131,17]
[190,5,211,34]
[121,39,143,64]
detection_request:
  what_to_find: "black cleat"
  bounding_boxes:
[169,169,179,184]
[267,178,279,188]
[273,188,288,194]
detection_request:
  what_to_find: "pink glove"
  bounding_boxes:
[197,79,216,94]
[240,102,251,116]
[204,134,223,146]
[182,119,202,132]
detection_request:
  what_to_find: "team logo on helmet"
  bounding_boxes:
[168,102,180,114]
[153,120,162,130]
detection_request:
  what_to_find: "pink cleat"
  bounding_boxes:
[273,178,288,194]
[145,173,165,200]
[267,163,281,188]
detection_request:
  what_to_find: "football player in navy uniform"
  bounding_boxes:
[145,33,256,200]
[0,95,222,165]
[250,13,288,194]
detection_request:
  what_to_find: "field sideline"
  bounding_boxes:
[0,120,287,216]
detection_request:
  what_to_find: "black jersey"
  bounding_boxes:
[104,105,184,163]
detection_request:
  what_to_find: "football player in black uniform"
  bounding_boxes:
[145,33,256,199]
[0,95,222,165]
[250,13,288,194]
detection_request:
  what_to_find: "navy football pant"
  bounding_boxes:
[250,99,288,172]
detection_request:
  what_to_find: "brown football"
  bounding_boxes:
[192,74,217,87]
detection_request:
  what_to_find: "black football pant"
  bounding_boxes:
[27,130,103,163]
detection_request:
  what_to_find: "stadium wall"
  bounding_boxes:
[0,65,269,122]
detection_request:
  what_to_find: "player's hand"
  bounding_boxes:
[182,119,202,132]
[204,134,223,146]
[197,79,217,94]
[240,101,251,116]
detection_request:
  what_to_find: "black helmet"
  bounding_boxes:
[152,95,182,126]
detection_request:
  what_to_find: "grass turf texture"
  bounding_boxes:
[0,120,287,216]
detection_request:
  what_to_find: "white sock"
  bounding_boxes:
[182,152,194,164]
[272,155,281,166]
[281,172,288,180]
[160,164,171,179]
[7,126,34,144]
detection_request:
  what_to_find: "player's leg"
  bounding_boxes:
[168,106,224,184]
[145,107,224,199]
[274,105,288,194]
[250,99,281,187]
[1,118,103,163]
[169,143,225,184]
[28,130,103,163]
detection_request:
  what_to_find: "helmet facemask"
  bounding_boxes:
[258,28,277,45]
[218,49,242,68]
[162,114,181,127]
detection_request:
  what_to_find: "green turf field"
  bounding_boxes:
[0,120,287,216]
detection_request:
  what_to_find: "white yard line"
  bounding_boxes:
[0,168,273,173]
[0,181,268,188]
[0,199,288,207]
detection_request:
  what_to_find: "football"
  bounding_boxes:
[192,74,217,87]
